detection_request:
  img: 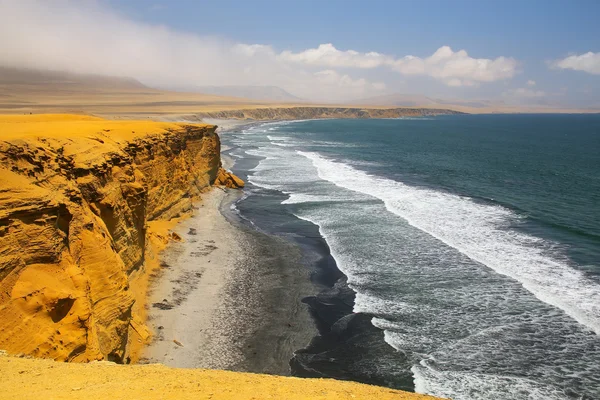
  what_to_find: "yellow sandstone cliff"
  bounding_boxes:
[0,114,241,363]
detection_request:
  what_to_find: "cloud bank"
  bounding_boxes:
[0,0,519,101]
[552,52,600,75]
[278,44,518,87]
[278,43,392,69]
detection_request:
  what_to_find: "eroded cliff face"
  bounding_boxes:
[0,115,240,363]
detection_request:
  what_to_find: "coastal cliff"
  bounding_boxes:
[0,114,241,363]
[193,106,463,120]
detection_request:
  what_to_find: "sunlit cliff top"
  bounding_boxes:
[1,353,444,400]
[0,114,211,142]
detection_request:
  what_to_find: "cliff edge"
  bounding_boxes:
[0,352,443,400]
[0,114,241,363]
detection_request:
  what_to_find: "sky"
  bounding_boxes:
[0,0,599,106]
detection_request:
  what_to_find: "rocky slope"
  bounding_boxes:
[194,106,463,120]
[0,114,242,363]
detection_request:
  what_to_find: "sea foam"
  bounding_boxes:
[231,125,600,400]
[411,363,569,400]
[299,151,600,335]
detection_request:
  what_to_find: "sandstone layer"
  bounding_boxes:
[0,114,241,363]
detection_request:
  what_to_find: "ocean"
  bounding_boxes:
[222,115,600,400]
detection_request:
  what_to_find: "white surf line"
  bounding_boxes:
[299,150,600,335]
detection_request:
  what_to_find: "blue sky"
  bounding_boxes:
[2,0,599,106]
[112,0,599,57]
[110,0,600,105]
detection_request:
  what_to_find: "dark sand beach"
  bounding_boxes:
[142,188,317,375]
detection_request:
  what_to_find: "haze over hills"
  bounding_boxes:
[0,66,597,116]
[0,67,149,93]
[0,67,300,103]
[184,86,303,102]
[0,66,267,115]
[351,94,439,107]
[351,92,600,113]
[0,67,457,116]
[352,93,503,109]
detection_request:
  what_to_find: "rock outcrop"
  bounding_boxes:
[0,114,242,363]
[214,168,245,188]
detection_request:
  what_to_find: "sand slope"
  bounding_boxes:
[0,352,443,400]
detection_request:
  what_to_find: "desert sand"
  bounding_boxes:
[0,351,441,400]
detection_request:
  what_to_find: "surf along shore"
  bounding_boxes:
[0,113,445,399]
[216,121,418,391]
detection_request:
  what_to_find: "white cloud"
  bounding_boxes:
[390,46,518,87]
[552,52,600,75]
[527,80,536,86]
[0,0,519,102]
[279,43,392,69]
[278,44,518,87]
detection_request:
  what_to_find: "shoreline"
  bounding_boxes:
[142,118,413,389]
[220,120,416,391]
[142,187,317,374]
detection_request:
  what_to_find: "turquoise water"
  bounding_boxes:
[227,115,600,399]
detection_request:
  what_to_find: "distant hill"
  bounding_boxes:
[352,93,439,107]
[0,67,261,115]
[352,93,497,109]
[191,86,302,102]
[0,67,595,115]
[0,69,303,104]
[0,67,150,93]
